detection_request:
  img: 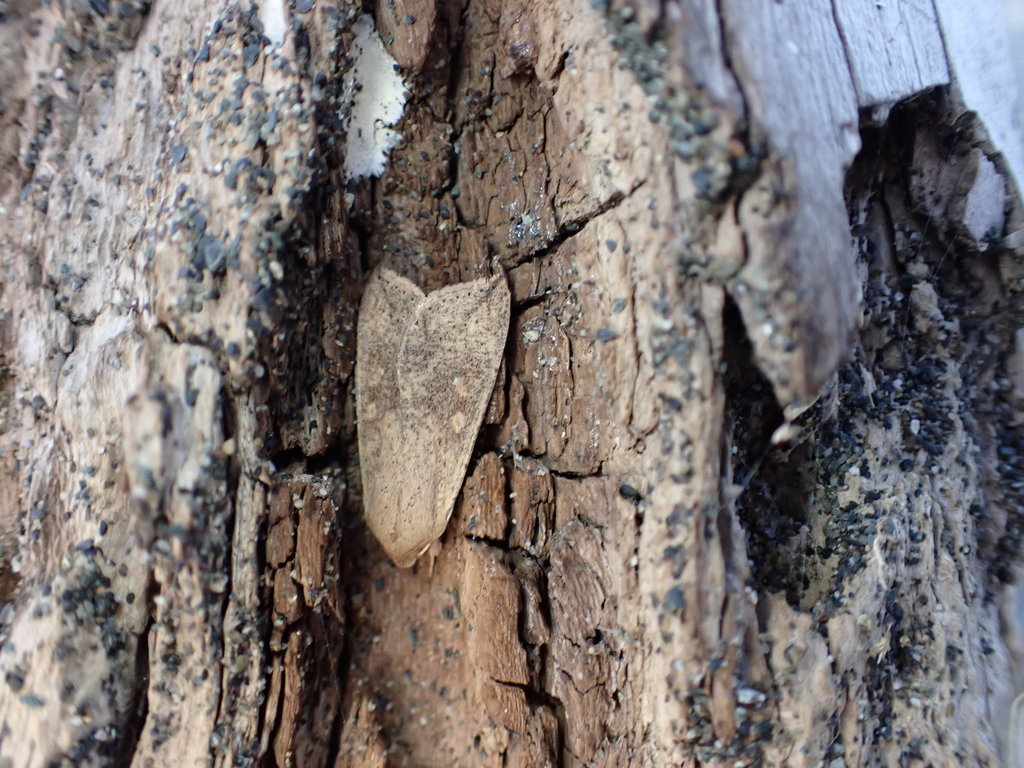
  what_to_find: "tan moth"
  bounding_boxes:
[355,267,510,567]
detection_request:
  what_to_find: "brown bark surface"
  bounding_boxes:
[1,1,1023,767]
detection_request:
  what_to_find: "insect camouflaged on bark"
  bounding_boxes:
[355,267,510,567]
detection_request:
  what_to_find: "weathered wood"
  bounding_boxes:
[835,0,948,110]
[934,0,1024,202]
[1,0,1023,766]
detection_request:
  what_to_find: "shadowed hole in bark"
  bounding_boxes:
[721,296,811,608]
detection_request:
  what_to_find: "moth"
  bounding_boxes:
[355,267,510,567]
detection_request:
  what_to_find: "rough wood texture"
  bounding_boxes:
[1,0,1023,766]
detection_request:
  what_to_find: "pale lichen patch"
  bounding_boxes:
[342,15,408,181]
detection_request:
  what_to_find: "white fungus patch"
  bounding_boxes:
[260,0,287,47]
[343,15,408,181]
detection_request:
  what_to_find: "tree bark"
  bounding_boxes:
[1,0,1023,766]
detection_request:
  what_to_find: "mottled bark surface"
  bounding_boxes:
[1,1,1023,767]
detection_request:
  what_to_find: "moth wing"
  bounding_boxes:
[390,273,511,565]
[356,268,426,561]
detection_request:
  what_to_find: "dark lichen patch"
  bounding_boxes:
[732,94,1024,761]
[594,0,764,215]
[701,88,1024,762]
[672,680,773,766]
[729,95,1024,611]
